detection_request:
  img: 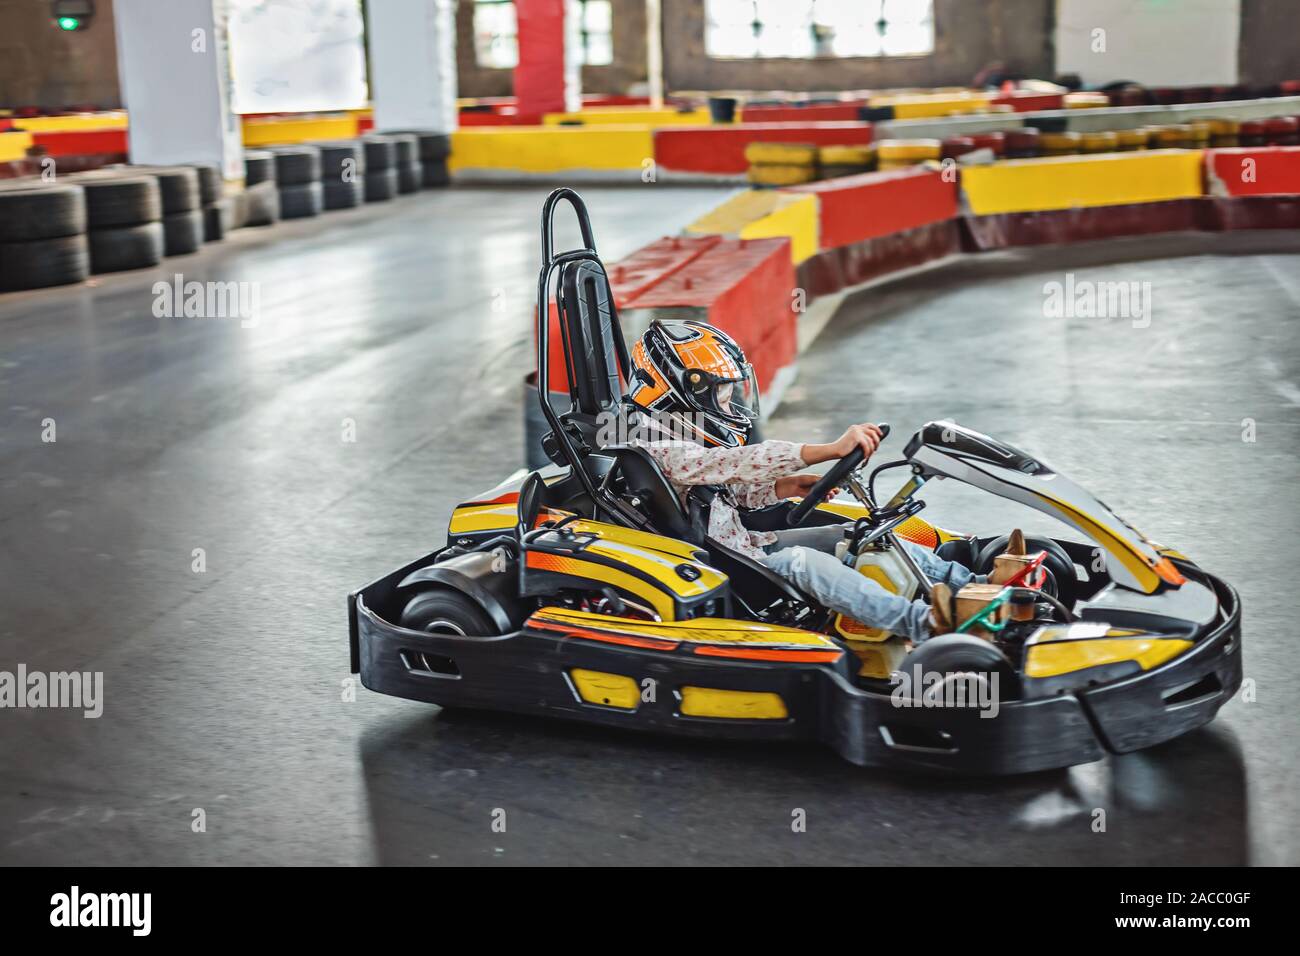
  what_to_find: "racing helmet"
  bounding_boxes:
[628,320,760,447]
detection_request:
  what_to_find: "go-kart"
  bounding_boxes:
[347,188,1242,774]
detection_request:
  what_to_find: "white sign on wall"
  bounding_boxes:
[227,0,369,114]
[1055,0,1240,87]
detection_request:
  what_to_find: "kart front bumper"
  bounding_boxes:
[349,570,1241,775]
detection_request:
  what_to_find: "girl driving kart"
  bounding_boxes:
[626,320,1020,642]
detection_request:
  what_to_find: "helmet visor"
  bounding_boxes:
[697,362,760,426]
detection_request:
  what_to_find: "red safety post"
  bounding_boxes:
[514,0,573,123]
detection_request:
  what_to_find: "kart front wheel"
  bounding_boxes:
[901,635,1021,702]
[399,587,499,636]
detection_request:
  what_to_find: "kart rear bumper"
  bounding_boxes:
[349,570,1241,775]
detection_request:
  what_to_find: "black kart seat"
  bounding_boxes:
[602,445,696,542]
[602,445,816,611]
[559,258,625,417]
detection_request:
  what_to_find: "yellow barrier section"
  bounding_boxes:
[685,189,819,264]
[543,106,710,126]
[11,112,128,132]
[869,91,994,119]
[448,125,653,172]
[241,116,360,146]
[960,149,1206,216]
[0,130,34,162]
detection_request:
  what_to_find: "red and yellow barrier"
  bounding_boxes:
[1205,146,1300,196]
[0,130,33,163]
[654,122,874,176]
[241,115,361,146]
[450,125,653,173]
[787,166,959,249]
[625,237,797,394]
[959,149,1205,216]
[685,190,819,264]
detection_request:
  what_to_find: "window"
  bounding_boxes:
[473,0,518,69]
[575,1,613,67]
[704,0,935,60]
[472,1,613,70]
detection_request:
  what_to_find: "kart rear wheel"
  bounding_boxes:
[399,587,499,637]
[902,635,1021,702]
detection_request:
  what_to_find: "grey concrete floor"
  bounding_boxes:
[0,187,1296,866]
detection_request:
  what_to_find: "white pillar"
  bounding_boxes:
[365,0,459,134]
[646,0,664,108]
[112,0,244,180]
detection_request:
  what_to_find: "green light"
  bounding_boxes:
[57,16,80,30]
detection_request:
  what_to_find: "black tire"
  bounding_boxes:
[409,131,451,161]
[0,234,90,291]
[397,162,421,194]
[203,198,234,241]
[65,173,162,228]
[323,180,364,210]
[270,146,321,185]
[241,180,280,226]
[389,134,418,165]
[361,136,397,171]
[399,587,499,636]
[0,182,87,241]
[138,166,201,213]
[87,222,164,274]
[191,163,222,206]
[312,140,365,184]
[279,181,323,219]
[974,534,1079,608]
[364,167,398,202]
[244,150,277,186]
[421,159,450,188]
[902,635,1021,702]
[162,209,204,255]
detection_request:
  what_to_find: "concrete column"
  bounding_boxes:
[646,0,664,108]
[112,0,243,179]
[515,0,579,121]
[365,0,458,134]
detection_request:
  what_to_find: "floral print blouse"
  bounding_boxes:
[633,439,806,559]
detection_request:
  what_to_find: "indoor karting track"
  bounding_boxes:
[1,186,1296,866]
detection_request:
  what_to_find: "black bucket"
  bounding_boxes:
[707,96,738,123]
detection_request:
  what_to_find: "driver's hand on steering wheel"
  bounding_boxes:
[775,473,837,500]
[802,423,884,465]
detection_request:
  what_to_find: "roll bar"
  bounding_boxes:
[534,188,644,528]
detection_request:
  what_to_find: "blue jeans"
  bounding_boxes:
[762,524,981,642]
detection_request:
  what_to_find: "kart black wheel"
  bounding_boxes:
[399,587,499,637]
[974,534,1079,607]
[902,635,1021,702]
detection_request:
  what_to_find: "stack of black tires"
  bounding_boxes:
[0,181,90,292]
[144,167,204,256]
[314,141,365,209]
[269,145,323,220]
[361,136,399,202]
[391,134,421,194]
[241,150,281,227]
[407,131,451,188]
[64,170,165,274]
[192,163,234,242]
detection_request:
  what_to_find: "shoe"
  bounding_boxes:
[929,582,955,635]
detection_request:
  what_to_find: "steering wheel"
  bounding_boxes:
[787,423,890,527]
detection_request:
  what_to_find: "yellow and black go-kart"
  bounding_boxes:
[348,189,1242,774]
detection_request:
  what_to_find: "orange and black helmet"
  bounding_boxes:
[628,320,760,447]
